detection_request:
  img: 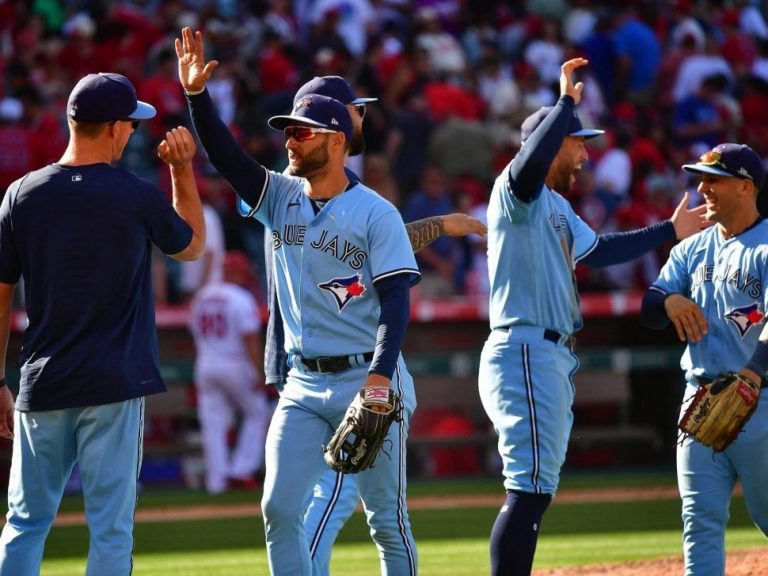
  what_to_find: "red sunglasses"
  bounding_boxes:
[283,126,338,142]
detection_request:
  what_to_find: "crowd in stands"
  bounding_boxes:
[2,0,768,304]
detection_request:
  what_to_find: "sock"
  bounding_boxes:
[490,489,552,576]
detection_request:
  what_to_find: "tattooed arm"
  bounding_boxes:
[405,213,487,253]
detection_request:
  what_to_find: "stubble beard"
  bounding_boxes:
[287,141,330,177]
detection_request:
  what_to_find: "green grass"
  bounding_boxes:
[34,473,766,576]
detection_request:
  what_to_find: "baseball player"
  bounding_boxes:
[177,27,420,575]
[640,143,768,576]
[0,73,204,575]
[263,75,486,576]
[188,250,268,494]
[478,58,708,576]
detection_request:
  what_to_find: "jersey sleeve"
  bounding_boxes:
[649,239,691,296]
[139,178,194,255]
[569,210,599,261]
[367,205,421,286]
[0,180,22,283]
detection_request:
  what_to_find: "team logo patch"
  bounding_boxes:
[725,303,765,338]
[294,96,312,112]
[319,274,366,312]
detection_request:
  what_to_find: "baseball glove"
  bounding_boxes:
[323,386,402,474]
[679,372,761,451]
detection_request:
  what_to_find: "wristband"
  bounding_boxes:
[184,87,205,96]
[0,377,6,388]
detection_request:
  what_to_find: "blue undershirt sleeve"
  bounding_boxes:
[368,274,411,378]
[186,89,267,209]
[508,96,574,203]
[640,288,671,330]
[580,221,676,267]
[745,339,768,379]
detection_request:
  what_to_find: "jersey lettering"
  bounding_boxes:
[692,264,714,288]
[548,212,568,234]
[310,230,367,270]
[716,265,763,298]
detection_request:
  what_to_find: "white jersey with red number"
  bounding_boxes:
[188,281,262,366]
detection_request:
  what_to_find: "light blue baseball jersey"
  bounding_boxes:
[238,172,420,358]
[487,174,598,335]
[648,221,768,380]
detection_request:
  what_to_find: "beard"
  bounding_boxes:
[287,140,330,177]
[551,165,575,195]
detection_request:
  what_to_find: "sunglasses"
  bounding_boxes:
[112,119,141,130]
[283,126,338,142]
[698,150,724,167]
[354,104,366,119]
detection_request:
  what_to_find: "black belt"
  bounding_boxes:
[497,327,574,349]
[299,352,374,374]
[697,375,767,389]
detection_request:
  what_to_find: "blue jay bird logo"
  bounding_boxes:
[319,274,366,312]
[725,303,765,338]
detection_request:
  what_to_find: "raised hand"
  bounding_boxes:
[670,191,712,240]
[560,58,588,106]
[175,27,219,93]
[157,126,197,167]
[441,213,487,237]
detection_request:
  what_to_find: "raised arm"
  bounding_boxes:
[405,213,486,253]
[158,126,205,261]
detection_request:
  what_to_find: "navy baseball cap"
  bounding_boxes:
[294,76,377,106]
[520,106,604,142]
[682,143,765,188]
[268,94,353,141]
[67,72,156,123]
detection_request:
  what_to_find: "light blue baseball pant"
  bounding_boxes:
[304,469,359,576]
[0,398,144,576]
[261,356,417,576]
[677,384,768,576]
[478,327,579,495]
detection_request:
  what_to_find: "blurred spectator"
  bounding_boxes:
[672,37,735,103]
[673,73,728,151]
[737,0,768,41]
[178,189,226,302]
[402,165,462,297]
[428,116,495,184]
[739,74,768,156]
[668,0,706,53]
[141,47,188,143]
[523,17,564,91]
[363,153,400,207]
[309,0,376,58]
[385,90,435,197]
[593,128,633,217]
[0,98,40,191]
[612,6,662,105]
[414,6,467,78]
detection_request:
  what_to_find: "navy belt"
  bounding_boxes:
[299,352,374,374]
[496,326,574,349]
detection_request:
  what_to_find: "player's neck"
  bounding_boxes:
[720,210,760,239]
[305,173,350,201]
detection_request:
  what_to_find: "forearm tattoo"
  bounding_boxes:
[406,217,444,253]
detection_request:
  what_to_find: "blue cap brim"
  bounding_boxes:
[682,164,737,178]
[570,128,604,139]
[128,100,157,120]
[350,97,378,105]
[267,115,329,131]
